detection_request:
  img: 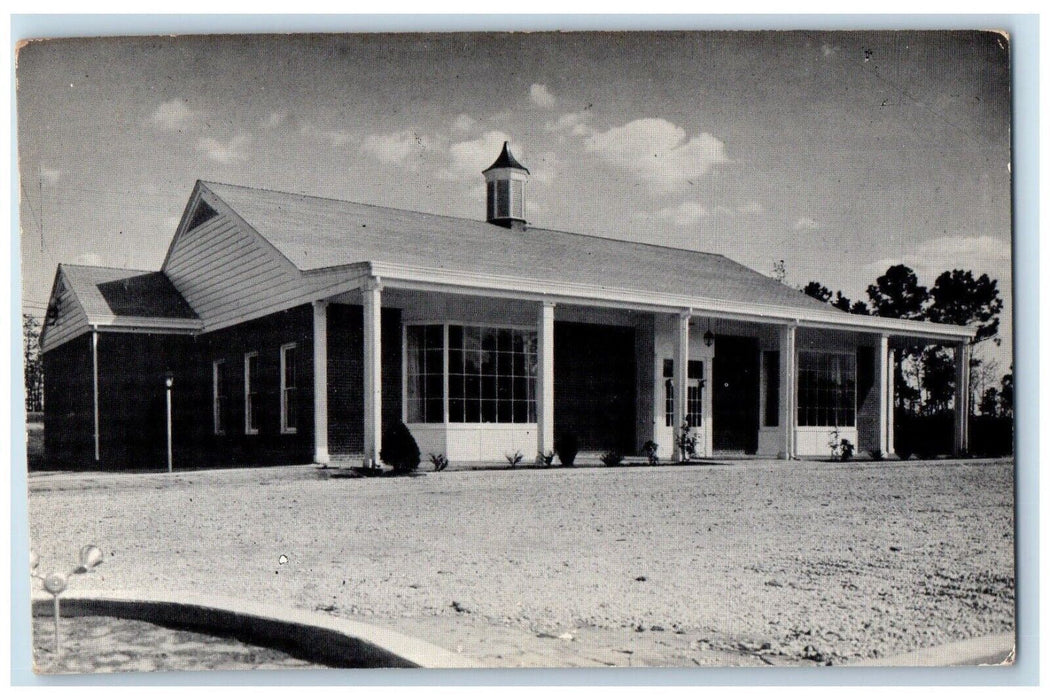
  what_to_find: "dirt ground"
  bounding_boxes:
[25,458,1015,668]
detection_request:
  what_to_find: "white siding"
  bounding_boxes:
[40,272,90,352]
[163,212,306,329]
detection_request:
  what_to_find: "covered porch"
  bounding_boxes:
[306,271,975,466]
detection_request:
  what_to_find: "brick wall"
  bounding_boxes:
[42,302,404,470]
[188,305,315,467]
[326,304,402,457]
[42,334,95,469]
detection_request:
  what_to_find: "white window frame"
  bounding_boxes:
[402,320,538,426]
[280,342,298,434]
[244,351,259,435]
[212,359,226,435]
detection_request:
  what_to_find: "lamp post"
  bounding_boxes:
[165,371,174,473]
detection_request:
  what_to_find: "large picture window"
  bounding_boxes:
[797,351,856,427]
[405,323,538,424]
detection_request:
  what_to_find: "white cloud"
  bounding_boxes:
[196,131,250,164]
[529,83,557,109]
[76,252,102,266]
[736,201,765,215]
[793,216,822,230]
[300,123,355,147]
[39,166,62,184]
[545,111,596,137]
[362,130,434,166]
[446,130,514,180]
[263,112,285,129]
[866,235,1012,284]
[634,200,708,227]
[451,113,476,135]
[152,98,195,130]
[586,118,728,194]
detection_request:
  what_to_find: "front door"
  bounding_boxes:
[713,336,760,453]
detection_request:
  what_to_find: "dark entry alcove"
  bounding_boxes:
[553,321,636,453]
[713,335,760,453]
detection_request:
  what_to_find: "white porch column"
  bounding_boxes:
[954,341,972,456]
[362,280,383,467]
[672,311,690,461]
[537,301,555,456]
[886,349,896,455]
[92,329,100,463]
[312,301,330,464]
[778,324,797,460]
[876,334,890,456]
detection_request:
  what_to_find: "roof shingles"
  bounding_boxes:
[60,265,198,321]
[201,181,835,315]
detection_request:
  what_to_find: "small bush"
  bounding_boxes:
[600,451,623,467]
[643,440,660,465]
[535,450,555,467]
[556,432,579,466]
[429,453,449,472]
[827,429,854,462]
[505,450,524,468]
[380,421,421,474]
[675,422,697,462]
[869,449,884,461]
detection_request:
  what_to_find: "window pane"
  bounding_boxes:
[796,351,857,427]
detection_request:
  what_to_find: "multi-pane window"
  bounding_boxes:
[244,351,259,434]
[449,325,537,423]
[280,343,298,434]
[213,359,227,435]
[405,323,538,424]
[511,180,524,219]
[664,359,703,428]
[406,325,445,423]
[797,351,857,427]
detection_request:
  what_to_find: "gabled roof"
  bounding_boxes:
[199,181,835,317]
[60,265,199,321]
[40,264,201,351]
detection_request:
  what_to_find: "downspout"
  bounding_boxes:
[91,326,100,463]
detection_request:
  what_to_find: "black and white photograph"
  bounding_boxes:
[17,29,1015,673]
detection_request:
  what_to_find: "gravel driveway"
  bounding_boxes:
[26,458,1015,667]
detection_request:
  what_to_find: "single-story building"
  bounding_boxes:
[40,143,976,470]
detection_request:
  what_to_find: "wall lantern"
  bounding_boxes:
[703,325,714,348]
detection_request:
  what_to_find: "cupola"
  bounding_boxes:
[483,141,529,229]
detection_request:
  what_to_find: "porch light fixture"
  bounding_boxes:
[703,324,714,348]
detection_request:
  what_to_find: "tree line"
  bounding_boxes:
[801,264,1011,421]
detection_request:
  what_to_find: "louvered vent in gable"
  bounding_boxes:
[187,199,219,231]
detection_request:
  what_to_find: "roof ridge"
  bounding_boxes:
[200,180,734,259]
[61,263,157,274]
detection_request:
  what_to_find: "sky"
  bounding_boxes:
[16,31,1012,374]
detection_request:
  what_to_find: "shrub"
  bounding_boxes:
[827,429,854,462]
[869,449,884,461]
[675,422,697,462]
[505,450,524,468]
[556,432,579,466]
[535,450,555,467]
[380,421,421,474]
[642,440,660,465]
[429,453,449,472]
[600,451,623,467]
